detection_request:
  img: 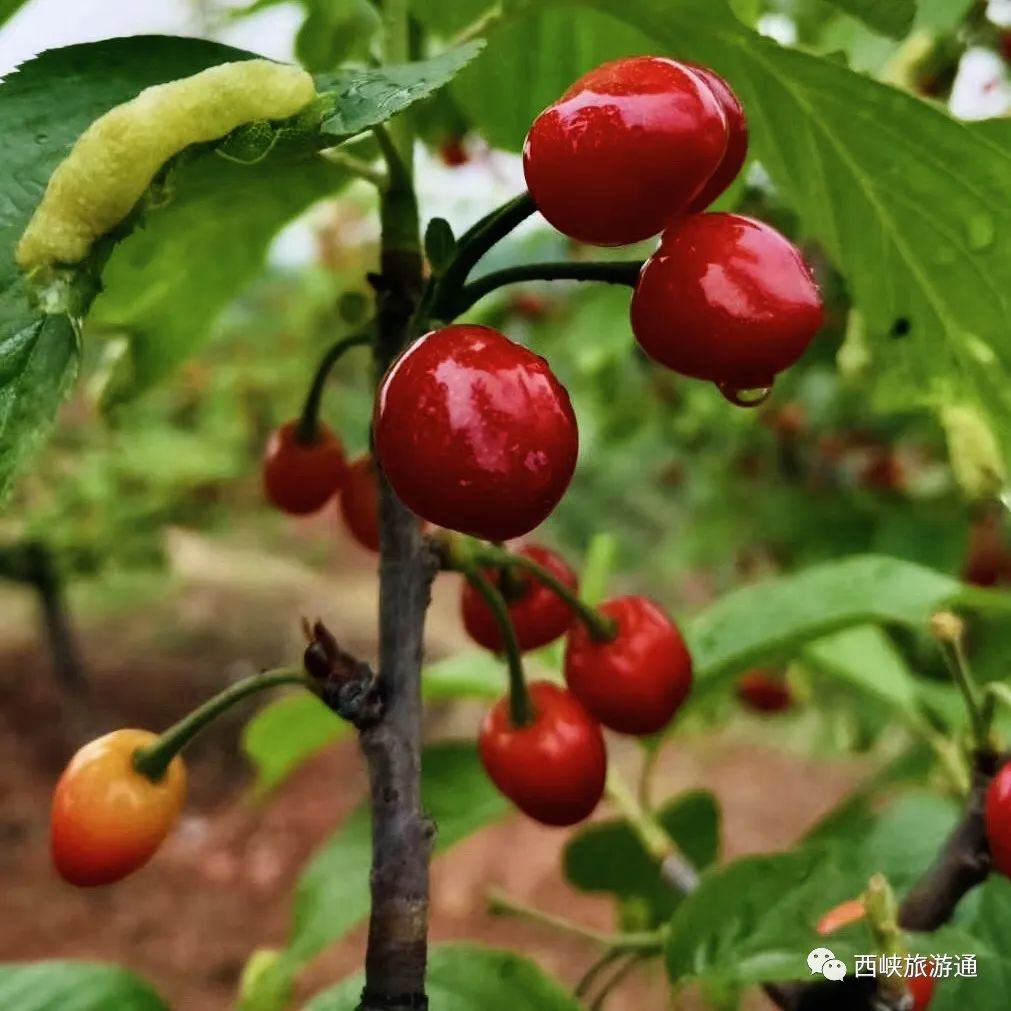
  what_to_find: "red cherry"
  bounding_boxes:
[461,544,577,652]
[439,136,469,167]
[631,213,824,391]
[683,63,749,212]
[907,964,936,1010]
[564,595,693,736]
[523,56,728,246]
[339,453,381,552]
[859,450,906,492]
[373,324,578,541]
[736,670,792,713]
[478,681,606,826]
[263,420,347,516]
[986,762,1011,877]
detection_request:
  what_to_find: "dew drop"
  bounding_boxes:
[716,382,774,408]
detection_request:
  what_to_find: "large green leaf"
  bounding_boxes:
[241,692,350,797]
[559,0,1011,478]
[286,741,507,963]
[317,40,485,138]
[90,149,348,398]
[0,962,168,1011]
[305,945,582,1011]
[822,0,915,38]
[436,8,652,151]
[688,554,1007,685]
[802,625,920,714]
[564,790,718,924]
[928,877,1011,1010]
[0,37,247,497]
[664,848,859,986]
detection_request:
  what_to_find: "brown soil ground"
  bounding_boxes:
[0,527,867,1010]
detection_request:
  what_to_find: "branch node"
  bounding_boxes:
[303,620,384,729]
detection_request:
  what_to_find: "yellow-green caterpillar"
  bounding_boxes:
[16,59,315,271]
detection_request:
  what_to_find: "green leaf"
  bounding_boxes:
[90,150,348,399]
[0,962,168,1011]
[688,554,1007,686]
[286,742,507,963]
[564,0,1011,478]
[580,532,618,608]
[425,217,457,275]
[422,650,505,701]
[295,0,381,73]
[802,625,920,714]
[0,36,247,496]
[305,945,582,1011]
[241,692,349,797]
[664,849,857,986]
[822,0,915,39]
[927,877,1011,1009]
[317,41,486,139]
[0,0,30,28]
[438,9,653,151]
[564,791,719,924]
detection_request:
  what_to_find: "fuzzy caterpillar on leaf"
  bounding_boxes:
[16,59,315,271]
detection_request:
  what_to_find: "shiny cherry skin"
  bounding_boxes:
[51,729,187,887]
[736,670,792,713]
[986,761,1011,877]
[340,453,381,552]
[523,56,728,246]
[564,595,693,736]
[478,681,606,826]
[631,213,824,391]
[263,420,347,516]
[907,964,936,1010]
[373,324,578,541]
[462,544,577,652]
[684,63,749,212]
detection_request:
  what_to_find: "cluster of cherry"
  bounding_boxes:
[258,55,825,827]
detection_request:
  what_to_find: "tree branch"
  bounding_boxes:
[356,87,437,1010]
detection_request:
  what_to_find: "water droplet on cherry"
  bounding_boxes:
[716,382,773,408]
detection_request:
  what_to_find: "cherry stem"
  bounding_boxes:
[487,888,662,951]
[473,543,618,643]
[425,191,536,322]
[606,767,700,893]
[935,625,989,754]
[449,259,643,317]
[132,667,314,782]
[295,333,372,444]
[463,566,531,727]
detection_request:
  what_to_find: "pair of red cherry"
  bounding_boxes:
[464,545,692,826]
[263,427,381,552]
[525,54,823,396]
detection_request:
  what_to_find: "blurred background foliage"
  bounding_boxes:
[4,0,1011,719]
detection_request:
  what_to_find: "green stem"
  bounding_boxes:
[487,888,662,951]
[464,567,530,726]
[451,3,504,45]
[473,543,617,642]
[588,953,645,1011]
[427,192,537,321]
[133,667,312,781]
[381,0,413,172]
[295,334,372,444]
[323,149,389,188]
[450,260,643,316]
[938,635,989,753]
[606,767,700,893]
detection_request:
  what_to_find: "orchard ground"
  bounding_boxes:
[0,521,865,1010]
